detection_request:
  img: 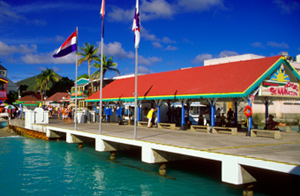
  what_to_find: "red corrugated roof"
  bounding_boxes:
[86,55,282,101]
[46,92,69,102]
[18,95,40,102]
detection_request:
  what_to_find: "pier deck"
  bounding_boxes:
[9,118,300,185]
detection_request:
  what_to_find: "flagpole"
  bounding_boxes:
[134,47,138,139]
[99,33,104,134]
[133,0,139,140]
[75,26,78,130]
[99,0,105,134]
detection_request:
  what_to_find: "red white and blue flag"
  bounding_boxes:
[100,0,105,38]
[132,0,140,48]
[53,30,77,58]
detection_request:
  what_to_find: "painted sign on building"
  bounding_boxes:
[259,64,300,97]
[259,81,299,97]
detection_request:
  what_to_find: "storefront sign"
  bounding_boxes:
[71,91,83,97]
[259,81,299,97]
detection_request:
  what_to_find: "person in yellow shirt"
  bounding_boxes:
[147,108,157,128]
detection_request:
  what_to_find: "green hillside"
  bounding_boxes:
[16,72,63,92]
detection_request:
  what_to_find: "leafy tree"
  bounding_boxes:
[34,68,59,102]
[78,43,98,79]
[77,43,98,94]
[78,74,89,80]
[92,55,120,85]
[6,91,18,104]
[47,77,74,97]
[19,84,28,96]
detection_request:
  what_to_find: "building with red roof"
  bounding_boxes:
[86,55,300,102]
[45,92,69,106]
[14,95,41,109]
[85,55,300,129]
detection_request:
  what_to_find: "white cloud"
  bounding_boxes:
[141,27,159,42]
[139,55,162,66]
[55,35,65,42]
[192,53,213,64]
[102,41,134,59]
[108,7,134,22]
[273,0,300,14]
[0,41,37,55]
[0,1,46,25]
[152,42,163,48]
[148,56,162,63]
[21,50,76,64]
[267,41,289,49]
[108,0,226,22]
[52,66,61,72]
[141,0,175,20]
[219,50,239,57]
[178,0,226,12]
[251,42,264,48]
[165,45,178,51]
[162,37,175,44]
[138,66,152,74]
[142,27,176,49]
[100,41,162,66]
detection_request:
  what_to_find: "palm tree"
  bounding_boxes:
[92,54,120,87]
[78,43,98,78]
[77,43,98,94]
[34,68,59,102]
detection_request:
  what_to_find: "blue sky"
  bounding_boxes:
[0,0,300,83]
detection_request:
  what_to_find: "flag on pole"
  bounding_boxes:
[132,0,140,48]
[53,30,77,58]
[100,0,105,38]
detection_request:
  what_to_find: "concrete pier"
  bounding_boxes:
[9,118,300,185]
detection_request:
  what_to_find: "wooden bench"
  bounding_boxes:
[251,129,281,139]
[190,125,210,133]
[138,121,148,127]
[212,126,237,135]
[158,123,176,130]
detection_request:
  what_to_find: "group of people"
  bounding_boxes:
[56,106,72,124]
[198,108,236,127]
[0,106,19,119]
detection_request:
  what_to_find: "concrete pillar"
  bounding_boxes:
[95,137,117,152]
[46,129,61,139]
[66,132,83,143]
[221,158,256,185]
[142,145,167,163]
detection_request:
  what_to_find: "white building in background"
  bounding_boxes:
[204,53,300,123]
[204,54,265,66]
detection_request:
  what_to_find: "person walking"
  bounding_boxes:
[147,108,157,128]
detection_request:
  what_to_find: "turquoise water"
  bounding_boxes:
[0,137,298,195]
